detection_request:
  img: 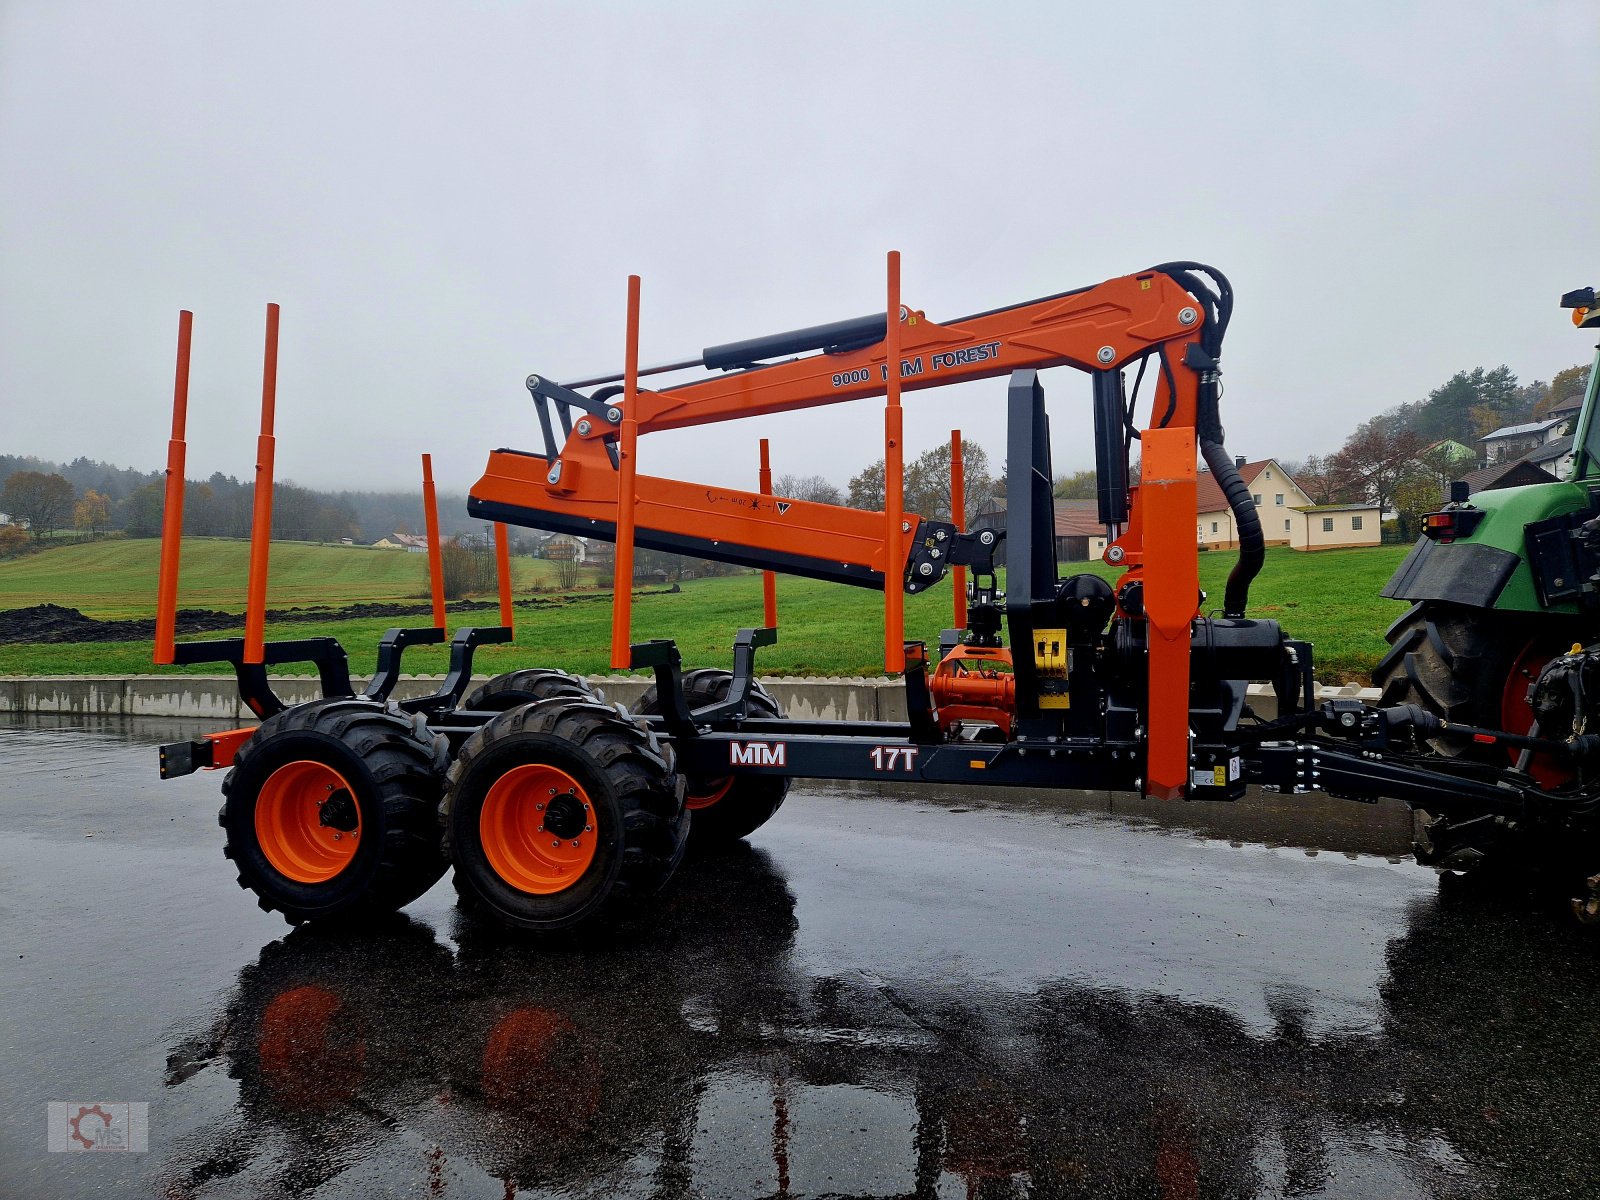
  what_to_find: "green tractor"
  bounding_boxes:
[1376,285,1600,877]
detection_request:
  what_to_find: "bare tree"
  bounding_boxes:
[846,441,999,526]
[1,470,73,538]
[773,473,844,505]
[1326,415,1428,516]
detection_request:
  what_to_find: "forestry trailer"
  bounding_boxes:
[153,258,1600,931]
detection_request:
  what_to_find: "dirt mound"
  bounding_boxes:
[0,588,679,646]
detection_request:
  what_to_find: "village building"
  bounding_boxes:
[1197,458,1381,552]
[1479,416,1569,465]
[980,457,1381,562]
[1455,459,1558,497]
[371,533,429,553]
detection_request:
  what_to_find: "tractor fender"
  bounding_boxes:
[1382,480,1589,614]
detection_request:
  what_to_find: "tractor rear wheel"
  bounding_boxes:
[1374,601,1582,769]
[635,668,791,845]
[461,668,599,713]
[441,697,689,933]
[1373,601,1588,868]
[220,699,448,925]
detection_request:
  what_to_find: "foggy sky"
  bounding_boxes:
[2,1,1597,503]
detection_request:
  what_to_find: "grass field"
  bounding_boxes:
[0,537,570,618]
[0,538,1414,682]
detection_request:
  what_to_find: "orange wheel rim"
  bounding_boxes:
[480,764,599,894]
[686,775,735,811]
[255,760,362,883]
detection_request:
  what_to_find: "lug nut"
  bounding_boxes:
[577,419,592,435]
[606,407,623,423]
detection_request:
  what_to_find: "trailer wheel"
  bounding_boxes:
[442,697,688,932]
[635,668,791,845]
[220,699,448,926]
[462,668,599,713]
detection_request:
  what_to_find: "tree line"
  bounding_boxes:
[1286,360,1591,539]
[0,453,490,550]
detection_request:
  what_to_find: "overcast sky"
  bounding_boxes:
[3,1,1597,503]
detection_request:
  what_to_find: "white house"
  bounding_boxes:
[1480,417,1567,464]
[1197,458,1380,552]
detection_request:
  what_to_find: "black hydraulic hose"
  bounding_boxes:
[1201,435,1263,618]
[1147,262,1258,617]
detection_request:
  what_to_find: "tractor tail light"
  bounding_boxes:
[1423,508,1483,542]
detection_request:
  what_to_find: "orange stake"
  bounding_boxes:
[610,275,642,670]
[883,252,905,674]
[243,303,280,665]
[421,454,447,631]
[950,429,967,631]
[154,310,193,665]
[422,454,448,633]
[759,438,777,629]
[494,522,514,630]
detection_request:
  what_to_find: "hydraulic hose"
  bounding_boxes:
[1148,261,1260,617]
[1200,435,1264,618]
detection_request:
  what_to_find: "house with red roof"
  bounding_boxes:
[1198,457,1380,552]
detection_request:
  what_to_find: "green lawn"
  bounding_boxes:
[0,537,568,618]
[0,541,1414,683]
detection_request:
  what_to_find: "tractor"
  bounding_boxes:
[152,258,1600,933]
[1375,286,1600,877]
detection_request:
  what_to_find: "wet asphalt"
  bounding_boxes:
[4,716,1600,1199]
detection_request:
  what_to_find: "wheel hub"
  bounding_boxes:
[318,788,358,832]
[543,792,585,839]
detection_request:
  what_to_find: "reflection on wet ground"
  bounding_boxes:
[4,715,1599,1199]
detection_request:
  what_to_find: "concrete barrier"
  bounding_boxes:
[0,674,1380,722]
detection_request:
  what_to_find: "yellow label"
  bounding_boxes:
[1213,766,1227,785]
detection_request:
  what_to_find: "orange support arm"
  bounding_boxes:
[154,310,193,666]
[243,303,279,665]
[1128,427,1199,800]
